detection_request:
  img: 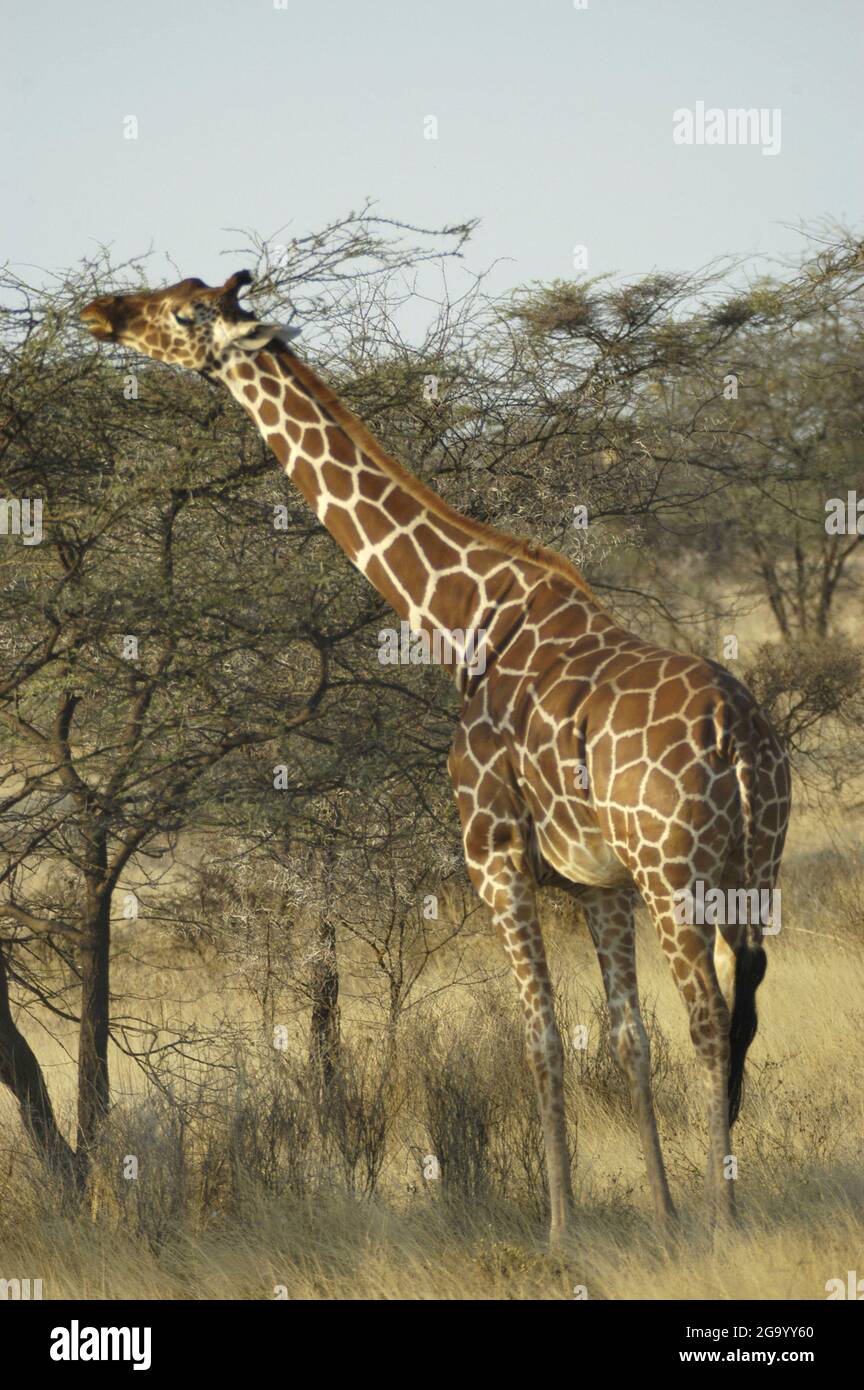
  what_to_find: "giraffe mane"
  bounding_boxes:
[275,347,603,607]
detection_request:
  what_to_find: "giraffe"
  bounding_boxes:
[81,271,791,1246]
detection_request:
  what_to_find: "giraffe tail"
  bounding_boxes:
[727,743,767,1127]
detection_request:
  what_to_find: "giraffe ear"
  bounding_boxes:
[221,318,301,351]
[226,320,282,349]
[221,270,254,298]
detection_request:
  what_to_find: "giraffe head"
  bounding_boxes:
[80,271,294,373]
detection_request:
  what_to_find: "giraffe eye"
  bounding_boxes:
[173,310,194,327]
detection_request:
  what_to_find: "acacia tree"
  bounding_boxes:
[0,214,480,1181]
[0,316,328,1183]
[492,232,864,641]
[707,299,863,641]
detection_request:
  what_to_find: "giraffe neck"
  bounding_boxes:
[219,346,604,688]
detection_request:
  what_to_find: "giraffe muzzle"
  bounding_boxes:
[80,297,127,341]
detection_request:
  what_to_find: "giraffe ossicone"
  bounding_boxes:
[81,271,791,1246]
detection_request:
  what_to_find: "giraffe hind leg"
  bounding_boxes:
[645,888,737,1228]
[579,886,676,1227]
[717,830,782,1128]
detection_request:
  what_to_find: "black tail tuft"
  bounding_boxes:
[728,942,767,1127]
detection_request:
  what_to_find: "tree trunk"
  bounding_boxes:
[0,947,76,1180]
[75,886,111,1187]
[309,915,340,1090]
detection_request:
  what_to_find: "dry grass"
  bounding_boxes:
[1,802,862,1301]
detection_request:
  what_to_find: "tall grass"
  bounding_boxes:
[0,807,862,1299]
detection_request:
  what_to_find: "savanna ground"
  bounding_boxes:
[1,792,861,1301]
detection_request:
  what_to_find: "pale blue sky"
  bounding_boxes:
[3,0,862,305]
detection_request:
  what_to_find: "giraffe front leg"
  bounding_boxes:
[490,878,575,1247]
[457,836,572,1239]
[450,739,573,1247]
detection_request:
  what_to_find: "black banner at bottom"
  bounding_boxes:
[2,1297,858,1375]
